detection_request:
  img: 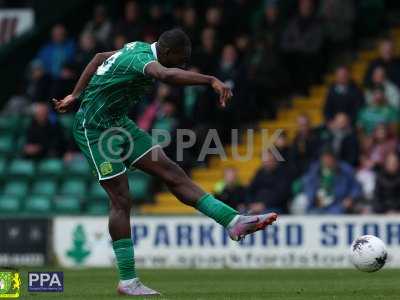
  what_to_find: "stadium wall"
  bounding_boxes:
[51,216,400,269]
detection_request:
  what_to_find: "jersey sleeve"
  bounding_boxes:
[126,51,157,75]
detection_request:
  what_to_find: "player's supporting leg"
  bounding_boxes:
[100,174,160,296]
[134,146,277,239]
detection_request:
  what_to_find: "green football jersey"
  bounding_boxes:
[77,41,157,128]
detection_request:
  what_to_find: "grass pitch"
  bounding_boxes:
[19,268,400,300]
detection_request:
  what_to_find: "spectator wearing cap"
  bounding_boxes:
[301,148,362,214]
[357,85,398,135]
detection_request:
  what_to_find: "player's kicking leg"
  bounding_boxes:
[100,174,160,296]
[134,146,278,241]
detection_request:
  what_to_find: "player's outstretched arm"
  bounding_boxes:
[145,61,233,107]
[53,51,116,113]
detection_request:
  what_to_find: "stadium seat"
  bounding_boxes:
[0,116,19,134]
[3,180,29,198]
[53,195,81,214]
[0,158,6,175]
[24,195,52,213]
[0,135,14,155]
[65,159,91,178]
[88,182,108,200]
[0,195,21,213]
[59,179,87,197]
[128,171,152,202]
[37,159,64,177]
[86,199,109,215]
[31,179,58,197]
[8,159,35,178]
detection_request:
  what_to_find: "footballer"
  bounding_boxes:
[54,28,277,296]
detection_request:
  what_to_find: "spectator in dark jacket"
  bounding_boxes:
[318,113,360,166]
[25,59,51,102]
[23,103,66,159]
[290,114,319,175]
[374,152,400,213]
[281,0,323,94]
[323,66,365,123]
[113,0,143,42]
[213,167,246,211]
[302,148,362,214]
[364,39,400,88]
[247,151,293,214]
[82,4,112,48]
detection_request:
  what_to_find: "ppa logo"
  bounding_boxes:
[28,272,64,292]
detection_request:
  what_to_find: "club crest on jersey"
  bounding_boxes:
[100,162,113,176]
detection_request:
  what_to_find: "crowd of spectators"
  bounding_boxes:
[217,38,400,216]
[2,0,399,215]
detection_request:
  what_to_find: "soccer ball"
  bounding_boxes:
[350,235,388,272]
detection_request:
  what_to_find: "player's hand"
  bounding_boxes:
[211,78,233,107]
[52,94,77,113]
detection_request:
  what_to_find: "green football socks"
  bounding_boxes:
[196,193,238,228]
[112,238,137,281]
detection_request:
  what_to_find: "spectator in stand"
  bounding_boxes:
[318,0,355,52]
[113,34,128,50]
[274,131,290,161]
[365,66,400,109]
[364,39,400,88]
[25,59,51,102]
[318,113,359,166]
[247,151,293,214]
[75,32,98,73]
[323,65,365,123]
[213,167,246,212]
[373,152,400,213]
[181,6,199,46]
[363,124,398,169]
[302,148,362,214]
[356,154,376,213]
[114,0,143,42]
[146,3,172,38]
[281,0,323,94]
[193,27,219,75]
[204,7,225,40]
[36,24,75,79]
[23,103,66,159]
[253,0,283,50]
[246,36,290,118]
[51,63,78,100]
[82,4,112,48]
[357,85,398,135]
[215,44,243,130]
[290,113,319,175]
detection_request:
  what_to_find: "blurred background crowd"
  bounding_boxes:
[1,0,400,216]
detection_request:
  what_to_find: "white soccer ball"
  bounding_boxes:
[350,235,388,272]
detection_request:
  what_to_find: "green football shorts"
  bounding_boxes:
[73,114,159,181]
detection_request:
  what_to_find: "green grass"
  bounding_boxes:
[17,268,400,300]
